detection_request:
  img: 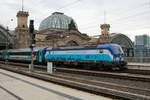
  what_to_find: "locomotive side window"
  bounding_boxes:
[9,52,31,55]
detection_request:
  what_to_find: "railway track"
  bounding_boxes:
[1,61,150,76]
[1,61,150,83]
[0,61,150,99]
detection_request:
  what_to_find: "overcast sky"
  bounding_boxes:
[0,0,150,41]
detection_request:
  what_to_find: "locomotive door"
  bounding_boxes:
[37,50,42,63]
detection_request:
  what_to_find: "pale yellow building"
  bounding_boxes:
[15,11,30,48]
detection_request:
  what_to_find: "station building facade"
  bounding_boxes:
[36,12,90,47]
[0,11,134,58]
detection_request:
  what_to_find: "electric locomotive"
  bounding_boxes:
[45,43,127,70]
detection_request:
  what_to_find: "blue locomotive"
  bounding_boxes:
[45,43,127,69]
[0,43,127,70]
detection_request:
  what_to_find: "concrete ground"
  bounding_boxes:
[0,68,111,100]
[0,87,19,100]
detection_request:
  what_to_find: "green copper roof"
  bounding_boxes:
[39,12,78,31]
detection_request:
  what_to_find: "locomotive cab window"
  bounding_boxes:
[113,46,124,54]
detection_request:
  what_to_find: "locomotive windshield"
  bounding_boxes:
[113,45,124,54]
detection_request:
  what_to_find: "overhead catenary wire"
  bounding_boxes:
[79,2,149,27]
[79,19,150,35]
[56,0,82,11]
[80,7,150,28]
[115,28,150,34]
[32,0,82,29]
[79,9,150,31]
[109,10,150,24]
[27,0,150,34]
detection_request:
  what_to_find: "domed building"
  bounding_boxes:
[36,12,90,47]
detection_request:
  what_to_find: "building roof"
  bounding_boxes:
[111,33,133,48]
[39,12,78,31]
[88,33,133,48]
[0,25,12,49]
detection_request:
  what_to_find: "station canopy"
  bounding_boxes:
[0,25,12,50]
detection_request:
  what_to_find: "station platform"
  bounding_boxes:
[0,87,19,100]
[128,62,150,70]
[0,68,111,100]
[128,62,150,66]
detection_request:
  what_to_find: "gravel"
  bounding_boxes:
[55,72,150,90]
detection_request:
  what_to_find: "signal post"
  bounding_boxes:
[29,20,35,72]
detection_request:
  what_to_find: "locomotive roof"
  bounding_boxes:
[46,43,121,50]
[46,43,123,55]
[97,43,123,54]
[97,43,120,48]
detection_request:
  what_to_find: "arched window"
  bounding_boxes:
[66,40,79,46]
[22,25,25,28]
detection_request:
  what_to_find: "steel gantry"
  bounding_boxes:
[0,25,12,50]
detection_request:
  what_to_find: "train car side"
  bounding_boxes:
[0,48,46,64]
[45,48,113,62]
[45,44,127,69]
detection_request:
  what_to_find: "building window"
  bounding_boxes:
[66,40,78,46]
[22,25,25,28]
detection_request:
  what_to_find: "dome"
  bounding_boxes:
[39,12,78,31]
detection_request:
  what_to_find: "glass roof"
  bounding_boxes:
[39,12,78,31]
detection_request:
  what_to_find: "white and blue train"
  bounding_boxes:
[0,43,127,70]
[45,43,127,70]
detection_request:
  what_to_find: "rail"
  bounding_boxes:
[0,62,150,99]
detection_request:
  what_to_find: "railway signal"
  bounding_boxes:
[29,20,35,46]
[29,20,35,71]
